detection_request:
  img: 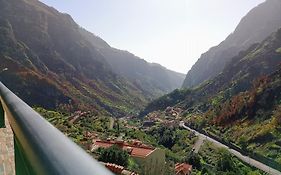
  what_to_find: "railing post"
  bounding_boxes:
[0,101,5,128]
[14,137,35,175]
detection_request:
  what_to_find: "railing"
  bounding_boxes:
[0,82,113,175]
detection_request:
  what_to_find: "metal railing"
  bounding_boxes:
[0,82,113,175]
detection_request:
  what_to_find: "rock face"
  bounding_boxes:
[182,0,281,88]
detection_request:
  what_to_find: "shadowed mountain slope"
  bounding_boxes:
[0,0,147,116]
[80,29,185,98]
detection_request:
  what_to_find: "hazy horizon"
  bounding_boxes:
[39,0,265,74]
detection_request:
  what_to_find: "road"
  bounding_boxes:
[180,121,281,175]
[192,134,205,153]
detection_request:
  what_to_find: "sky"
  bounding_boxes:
[40,0,265,74]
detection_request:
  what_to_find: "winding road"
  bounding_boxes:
[180,121,281,175]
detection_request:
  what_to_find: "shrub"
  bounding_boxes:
[98,145,129,166]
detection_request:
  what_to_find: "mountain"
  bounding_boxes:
[182,0,281,88]
[197,63,281,167]
[141,27,281,116]
[0,0,152,116]
[79,29,185,98]
[0,0,185,115]
[141,26,281,166]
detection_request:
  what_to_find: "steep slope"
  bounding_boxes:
[100,50,185,98]
[141,27,281,166]
[0,0,148,116]
[183,0,281,88]
[190,65,281,166]
[80,29,185,98]
[198,28,281,99]
[142,27,281,116]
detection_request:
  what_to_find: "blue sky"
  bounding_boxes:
[39,0,265,73]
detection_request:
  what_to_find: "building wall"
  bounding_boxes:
[133,148,165,175]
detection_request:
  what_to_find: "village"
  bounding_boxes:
[64,106,196,175]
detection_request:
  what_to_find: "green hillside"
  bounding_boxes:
[141,28,281,166]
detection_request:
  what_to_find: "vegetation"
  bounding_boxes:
[140,89,191,117]
[144,123,266,174]
[186,152,201,170]
[34,107,111,146]
[143,26,281,169]
[0,0,154,117]
[196,142,266,175]
[2,0,281,174]
[147,126,197,157]
[98,145,129,166]
[198,69,281,164]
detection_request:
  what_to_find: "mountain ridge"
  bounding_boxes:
[0,0,185,115]
[79,28,185,98]
[182,0,281,88]
[141,27,281,117]
[0,0,142,115]
[141,26,281,167]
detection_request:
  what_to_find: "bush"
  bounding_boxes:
[98,145,129,166]
[216,149,234,172]
[186,152,201,170]
[159,129,175,149]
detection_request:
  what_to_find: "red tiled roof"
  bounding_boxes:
[130,147,154,158]
[95,141,113,148]
[105,163,124,174]
[175,163,192,175]
[94,140,154,158]
[101,162,138,175]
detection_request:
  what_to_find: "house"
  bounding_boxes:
[132,147,165,175]
[175,163,192,175]
[92,140,165,175]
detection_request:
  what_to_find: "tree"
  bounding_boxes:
[201,167,208,174]
[247,170,262,175]
[217,148,234,172]
[98,145,129,166]
[238,136,248,152]
[185,151,201,170]
[159,129,175,149]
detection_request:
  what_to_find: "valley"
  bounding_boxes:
[1,0,281,174]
